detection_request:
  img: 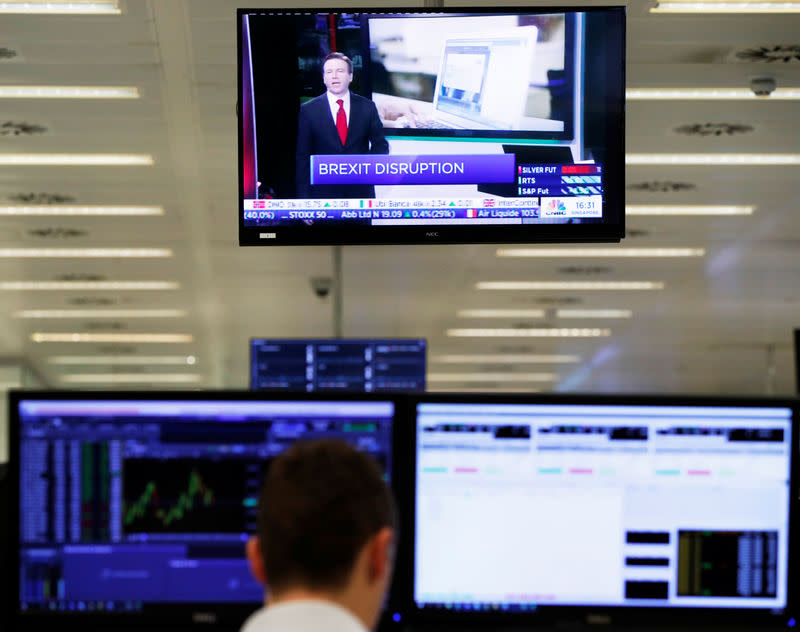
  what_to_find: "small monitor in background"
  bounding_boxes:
[250,339,426,393]
[406,395,797,625]
[9,393,398,629]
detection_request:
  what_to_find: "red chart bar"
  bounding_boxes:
[561,165,602,175]
[688,469,712,476]
[454,467,479,473]
[569,468,594,474]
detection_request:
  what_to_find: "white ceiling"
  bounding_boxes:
[0,0,798,395]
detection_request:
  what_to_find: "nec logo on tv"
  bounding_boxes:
[425,232,439,238]
[192,612,217,624]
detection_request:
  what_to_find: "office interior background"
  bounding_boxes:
[0,0,799,467]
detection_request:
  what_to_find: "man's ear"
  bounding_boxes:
[367,527,394,583]
[246,536,267,586]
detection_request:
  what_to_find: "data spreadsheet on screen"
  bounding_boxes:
[413,403,793,611]
[15,399,395,612]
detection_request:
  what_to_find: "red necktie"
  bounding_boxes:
[336,98,347,146]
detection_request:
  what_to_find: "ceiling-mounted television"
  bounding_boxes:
[238,6,625,246]
[250,338,426,392]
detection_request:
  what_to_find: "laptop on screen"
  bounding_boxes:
[431,27,538,130]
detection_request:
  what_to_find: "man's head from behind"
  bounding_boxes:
[323,52,353,97]
[245,439,396,629]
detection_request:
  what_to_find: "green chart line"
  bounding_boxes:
[124,469,215,527]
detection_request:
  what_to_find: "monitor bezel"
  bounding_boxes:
[236,5,626,247]
[393,392,799,629]
[248,337,427,392]
[794,329,799,395]
[7,389,407,632]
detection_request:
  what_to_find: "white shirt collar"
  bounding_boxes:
[326,90,350,110]
[240,599,368,632]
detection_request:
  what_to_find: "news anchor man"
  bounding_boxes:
[295,52,389,199]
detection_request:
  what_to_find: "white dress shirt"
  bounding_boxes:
[240,599,369,632]
[326,91,351,127]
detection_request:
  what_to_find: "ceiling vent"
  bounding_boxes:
[54,273,106,282]
[97,345,136,354]
[84,322,127,331]
[627,181,696,193]
[68,297,118,306]
[9,193,77,204]
[735,45,800,63]
[0,121,47,136]
[0,47,19,60]
[27,228,88,239]
[558,266,613,275]
[674,123,754,137]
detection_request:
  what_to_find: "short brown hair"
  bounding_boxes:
[323,51,353,74]
[256,439,396,593]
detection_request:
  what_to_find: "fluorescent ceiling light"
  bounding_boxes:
[651,1,800,12]
[16,309,186,318]
[497,247,704,257]
[0,86,138,98]
[1,281,179,290]
[626,154,800,166]
[0,1,119,13]
[0,205,164,216]
[556,309,632,318]
[0,154,153,166]
[49,355,197,365]
[627,88,800,100]
[0,248,172,258]
[447,328,611,337]
[458,309,546,318]
[626,205,754,216]
[476,281,664,290]
[433,354,580,364]
[61,374,202,384]
[31,333,193,343]
[428,372,558,382]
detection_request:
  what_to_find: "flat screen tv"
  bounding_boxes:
[238,6,625,246]
[7,391,403,631]
[250,338,426,392]
[394,393,798,628]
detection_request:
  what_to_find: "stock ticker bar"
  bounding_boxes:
[243,163,603,225]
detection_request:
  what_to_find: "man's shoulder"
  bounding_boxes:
[300,94,328,111]
[350,92,373,107]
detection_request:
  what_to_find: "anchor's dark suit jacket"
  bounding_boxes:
[295,92,389,199]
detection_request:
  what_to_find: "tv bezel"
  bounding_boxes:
[237,5,626,247]
[6,389,409,632]
[393,392,799,629]
[248,337,427,392]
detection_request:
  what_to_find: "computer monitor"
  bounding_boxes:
[400,394,797,627]
[250,338,426,392]
[238,7,625,246]
[8,391,401,630]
